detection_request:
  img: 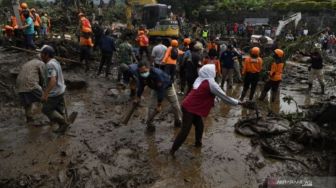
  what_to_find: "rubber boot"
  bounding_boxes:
[240,89,248,101]
[308,83,312,91]
[271,92,277,102]
[321,83,325,95]
[259,91,267,101]
[49,111,69,134]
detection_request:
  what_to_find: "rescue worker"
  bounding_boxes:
[240,47,263,101]
[220,44,240,89]
[178,37,191,95]
[185,41,203,94]
[259,49,285,102]
[163,39,184,83]
[40,13,50,38]
[207,37,218,53]
[40,45,77,134]
[300,48,325,94]
[78,13,93,72]
[151,37,167,69]
[117,36,138,82]
[119,63,139,98]
[3,14,18,40]
[97,29,116,78]
[30,8,41,36]
[170,64,245,156]
[201,25,209,40]
[135,62,182,131]
[16,59,45,124]
[21,10,36,49]
[19,2,31,23]
[136,30,150,61]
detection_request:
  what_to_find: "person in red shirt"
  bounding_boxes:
[136,30,150,61]
[170,64,245,155]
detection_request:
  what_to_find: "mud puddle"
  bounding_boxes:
[0,47,334,187]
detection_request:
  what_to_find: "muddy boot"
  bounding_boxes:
[240,89,247,101]
[308,83,312,92]
[259,91,267,101]
[49,111,69,134]
[194,141,202,148]
[321,84,325,95]
[270,92,277,103]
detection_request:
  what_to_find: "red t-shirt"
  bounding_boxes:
[182,80,215,117]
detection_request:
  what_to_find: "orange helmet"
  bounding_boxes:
[21,2,28,9]
[183,38,191,45]
[274,49,284,58]
[171,39,178,47]
[30,8,36,12]
[250,47,260,56]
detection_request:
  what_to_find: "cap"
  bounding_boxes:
[39,45,55,57]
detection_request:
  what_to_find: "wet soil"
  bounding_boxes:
[0,47,335,187]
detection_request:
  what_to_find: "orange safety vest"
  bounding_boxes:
[163,47,184,65]
[270,62,284,81]
[80,36,94,47]
[11,16,18,29]
[242,57,263,75]
[203,59,221,75]
[33,13,41,27]
[80,17,92,32]
[207,42,218,51]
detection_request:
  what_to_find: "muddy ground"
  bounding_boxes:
[0,47,335,188]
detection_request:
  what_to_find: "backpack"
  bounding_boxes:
[170,47,178,60]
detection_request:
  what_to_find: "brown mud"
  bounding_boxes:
[0,47,335,187]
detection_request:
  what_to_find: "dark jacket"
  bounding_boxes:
[310,53,323,70]
[99,35,116,54]
[185,51,201,82]
[137,67,172,103]
[123,64,139,84]
[220,50,239,69]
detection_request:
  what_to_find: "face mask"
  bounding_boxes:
[140,72,150,78]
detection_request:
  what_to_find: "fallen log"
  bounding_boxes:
[8,46,79,64]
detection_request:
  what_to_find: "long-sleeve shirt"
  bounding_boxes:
[182,80,238,117]
[99,35,116,54]
[16,59,45,93]
[137,68,172,103]
[270,62,284,81]
[242,56,263,75]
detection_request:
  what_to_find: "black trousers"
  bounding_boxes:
[139,46,150,61]
[241,72,259,100]
[263,80,280,93]
[179,65,186,92]
[80,46,92,71]
[165,64,177,83]
[154,63,165,70]
[171,108,204,152]
[98,52,113,77]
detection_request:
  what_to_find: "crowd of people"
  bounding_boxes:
[8,2,329,156]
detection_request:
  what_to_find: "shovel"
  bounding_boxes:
[122,102,138,125]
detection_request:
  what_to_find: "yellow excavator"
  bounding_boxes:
[126,0,180,38]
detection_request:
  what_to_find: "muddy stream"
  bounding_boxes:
[0,48,334,188]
